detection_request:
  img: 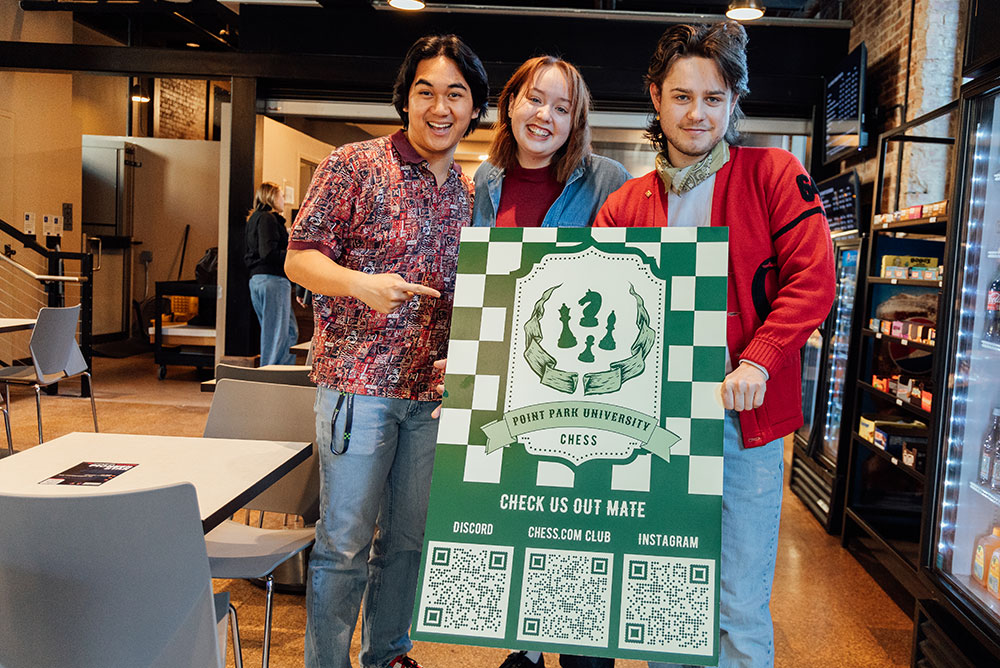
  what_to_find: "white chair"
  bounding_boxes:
[203,378,318,668]
[0,482,236,668]
[0,304,98,446]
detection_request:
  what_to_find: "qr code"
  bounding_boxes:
[415,541,513,639]
[619,554,715,656]
[516,548,613,648]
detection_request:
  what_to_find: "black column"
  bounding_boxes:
[225,76,257,357]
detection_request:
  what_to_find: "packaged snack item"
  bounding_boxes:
[901,444,926,472]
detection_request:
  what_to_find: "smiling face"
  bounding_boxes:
[403,55,480,167]
[509,66,573,169]
[650,56,738,168]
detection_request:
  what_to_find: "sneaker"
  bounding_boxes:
[499,651,545,668]
[388,656,423,668]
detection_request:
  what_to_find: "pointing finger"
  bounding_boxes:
[400,282,442,299]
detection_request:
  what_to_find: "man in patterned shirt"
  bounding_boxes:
[285,35,489,668]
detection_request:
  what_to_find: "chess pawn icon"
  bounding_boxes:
[599,311,616,351]
[557,303,577,349]
[578,290,602,327]
[578,335,596,363]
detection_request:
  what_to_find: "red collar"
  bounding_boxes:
[389,130,464,176]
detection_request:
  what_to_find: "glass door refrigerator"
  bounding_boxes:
[790,170,865,534]
[921,68,1000,663]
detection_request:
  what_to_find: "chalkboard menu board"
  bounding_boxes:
[823,44,868,165]
[817,170,861,234]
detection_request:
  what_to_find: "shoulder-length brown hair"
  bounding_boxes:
[488,56,592,183]
[247,181,281,220]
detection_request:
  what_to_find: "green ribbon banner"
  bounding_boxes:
[523,285,579,393]
[582,285,655,395]
[481,400,681,461]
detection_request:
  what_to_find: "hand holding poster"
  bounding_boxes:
[413,226,728,665]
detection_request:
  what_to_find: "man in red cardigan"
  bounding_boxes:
[594,21,835,668]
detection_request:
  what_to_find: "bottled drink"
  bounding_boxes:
[991,415,1000,493]
[980,408,1000,486]
[986,269,1000,343]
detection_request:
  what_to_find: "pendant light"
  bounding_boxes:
[726,0,765,21]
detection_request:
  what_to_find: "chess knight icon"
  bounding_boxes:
[482,246,680,466]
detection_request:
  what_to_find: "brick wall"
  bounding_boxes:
[155,78,206,140]
[842,0,966,213]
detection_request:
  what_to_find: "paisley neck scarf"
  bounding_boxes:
[655,140,730,195]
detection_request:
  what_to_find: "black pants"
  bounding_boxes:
[558,656,614,668]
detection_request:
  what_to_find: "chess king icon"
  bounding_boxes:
[483,246,680,466]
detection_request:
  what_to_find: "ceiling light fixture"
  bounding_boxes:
[726,0,765,21]
[130,84,150,103]
[185,42,200,48]
[388,0,425,10]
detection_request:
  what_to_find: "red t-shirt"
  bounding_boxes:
[495,164,563,227]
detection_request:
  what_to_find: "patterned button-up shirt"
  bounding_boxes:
[289,131,472,400]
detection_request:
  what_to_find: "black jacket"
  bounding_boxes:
[244,207,289,278]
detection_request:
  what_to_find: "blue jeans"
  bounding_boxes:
[249,273,297,366]
[650,410,784,668]
[305,388,439,668]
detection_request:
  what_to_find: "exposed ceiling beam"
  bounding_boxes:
[368,1,851,28]
[0,39,397,81]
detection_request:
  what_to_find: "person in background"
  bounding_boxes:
[285,34,489,668]
[594,20,835,668]
[245,181,297,366]
[473,55,629,231]
[474,55,629,668]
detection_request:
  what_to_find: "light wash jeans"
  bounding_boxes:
[305,387,439,668]
[249,273,297,366]
[649,410,784,668]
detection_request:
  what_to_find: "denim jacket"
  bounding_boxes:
[472,154,631,227]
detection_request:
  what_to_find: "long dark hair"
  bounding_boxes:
[391,34,489,136]
[488,56,593,183]
[644,20,750,150]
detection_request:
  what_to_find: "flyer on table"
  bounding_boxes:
[413,226,727,665]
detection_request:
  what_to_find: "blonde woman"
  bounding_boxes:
[244,181,297,365]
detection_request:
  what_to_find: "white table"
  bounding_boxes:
[0,432,312,532]
[0,318,35,334]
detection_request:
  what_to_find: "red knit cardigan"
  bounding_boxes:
[594,146,835,448]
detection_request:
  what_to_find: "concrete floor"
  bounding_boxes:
[1,353,912,667]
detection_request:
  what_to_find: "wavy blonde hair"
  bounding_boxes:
[247,181,282,220]
[488,56,592,183]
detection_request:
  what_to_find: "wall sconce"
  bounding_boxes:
[130,83,150,103]
[726,0,765,21]
[388,0,425,9]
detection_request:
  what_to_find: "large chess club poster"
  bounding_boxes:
[413,226,728,665]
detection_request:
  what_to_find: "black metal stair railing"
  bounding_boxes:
[0,217,94,370]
